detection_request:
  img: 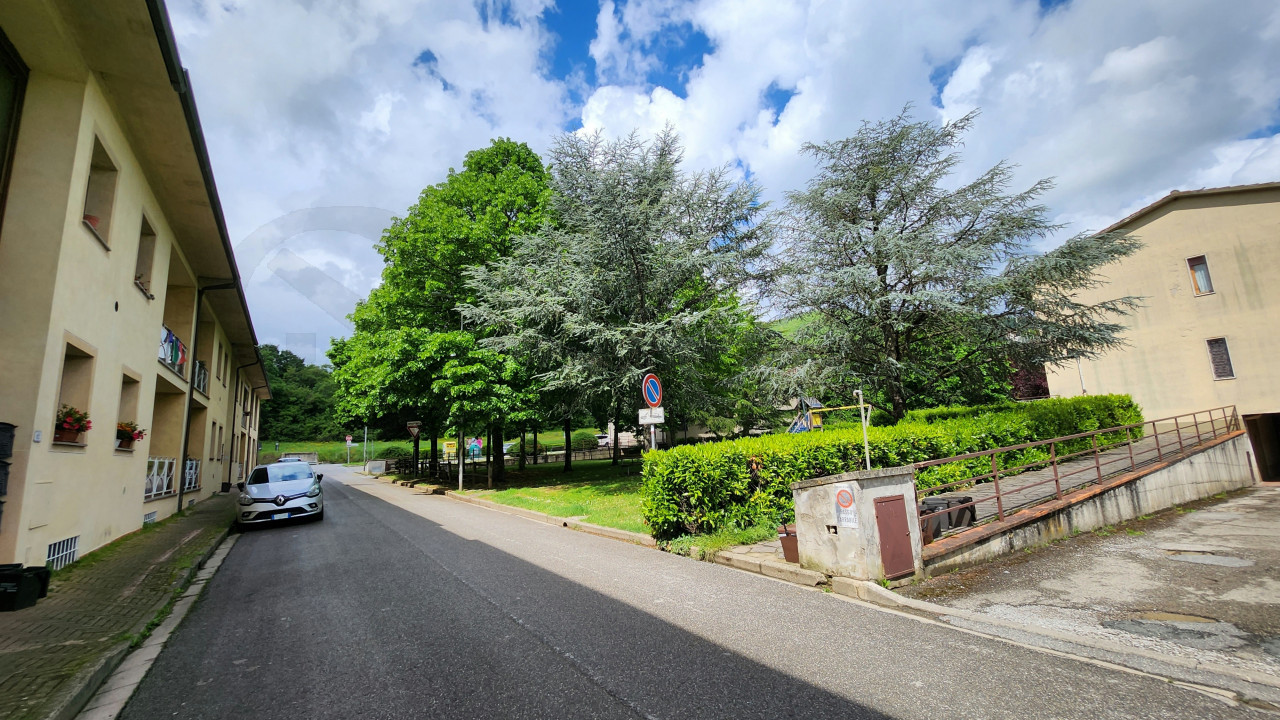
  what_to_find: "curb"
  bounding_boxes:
[711,551,827,587]
[441,490,656,547]
[830,577,1280,705]
[44,520,232,720]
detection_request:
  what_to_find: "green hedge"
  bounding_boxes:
[640,394,1141,540]
[902,401,1018,424]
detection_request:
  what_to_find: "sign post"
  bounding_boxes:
[346,434,353,464]
[640,374,663,450]
[407,421,422,478]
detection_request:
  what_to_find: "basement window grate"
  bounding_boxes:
[143,511,157,525]
[46,536,79,570]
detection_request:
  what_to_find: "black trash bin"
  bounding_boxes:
[0,564,39,612]
[918,503,941,543]
[921,498,952,537]
[0,422,14,458]
[24,566,50,598]
[948,496,977,528]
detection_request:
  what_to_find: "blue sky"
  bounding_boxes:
[168,0,1280,359]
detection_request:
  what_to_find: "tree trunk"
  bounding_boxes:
[486,425,494,488]
[612,394,622,465]
[429,431,438,477]
[518,428,526,471]
[494,420,505,485]
[562,416,572,473]
[532,422,538,465]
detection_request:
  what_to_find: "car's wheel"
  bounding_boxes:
[315,508,325,522]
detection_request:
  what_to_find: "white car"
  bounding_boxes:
[236,461,324,526]
[595,433,610,448]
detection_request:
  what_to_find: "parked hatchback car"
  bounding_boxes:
[237,461,324,527]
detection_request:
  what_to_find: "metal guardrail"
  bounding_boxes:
[158,325,187,378]
[916,406,1242,539]
[193,361,209,396]
[145,456,176,500]
[183,459,201,492]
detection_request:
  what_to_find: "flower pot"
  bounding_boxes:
[53,428,79,444]
[83,214,100,229]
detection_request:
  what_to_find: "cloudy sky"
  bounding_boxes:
[168,0,1280,363]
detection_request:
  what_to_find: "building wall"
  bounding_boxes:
[0,68,257,565]
[1046,188,1280,420]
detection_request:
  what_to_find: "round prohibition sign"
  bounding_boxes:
[836,488,854,508]
[642,373,663,408]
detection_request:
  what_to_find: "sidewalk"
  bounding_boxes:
[0,495,234,720]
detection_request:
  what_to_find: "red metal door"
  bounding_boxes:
[874,495,915,579]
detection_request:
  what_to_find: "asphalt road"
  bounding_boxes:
[120,465,1259,719]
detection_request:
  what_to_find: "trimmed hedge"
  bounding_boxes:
[571,430,600,451]
[640,394,1141,540]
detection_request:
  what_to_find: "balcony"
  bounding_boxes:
[145,456,175,500]
[158,325,188,379]
[193,361,209,397]
[183,458,201,492]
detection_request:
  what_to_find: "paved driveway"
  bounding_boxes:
[902,487,1280,680]
[119,465,1257,719]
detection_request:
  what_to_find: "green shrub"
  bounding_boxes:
[380,446,411,460]
[571,430,600,451]
[902,401,1018,424]
[640,394,1141,540]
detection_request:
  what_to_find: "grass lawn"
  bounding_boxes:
[457,458,647,535]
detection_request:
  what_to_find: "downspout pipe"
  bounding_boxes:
[176,282,236,514]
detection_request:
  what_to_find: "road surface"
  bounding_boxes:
[120,464,1255,719]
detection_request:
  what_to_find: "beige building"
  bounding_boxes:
[0,1,269,567]
[1046,183,1280,482]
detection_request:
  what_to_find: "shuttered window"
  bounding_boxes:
[1206,338,1234,380]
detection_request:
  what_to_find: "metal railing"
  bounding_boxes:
[916,406,1242,539]
[145,456,176,500]
[158,325,187,378]
[183,458,201,492]
[193,361,209,396]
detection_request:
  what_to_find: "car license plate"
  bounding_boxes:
[272,512,289,521]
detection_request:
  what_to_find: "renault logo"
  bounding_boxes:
[274,495,286,506]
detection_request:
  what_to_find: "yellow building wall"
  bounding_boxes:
[1046,189,1280,421]
[0,71,248,565]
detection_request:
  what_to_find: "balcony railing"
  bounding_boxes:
[158,325,188,378]
[145,456,176,500]
[193,361,209,396]
[183,458,201,492]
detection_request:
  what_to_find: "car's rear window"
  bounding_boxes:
[247,464,315,484]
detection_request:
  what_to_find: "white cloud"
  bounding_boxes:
[171,0,1280,356]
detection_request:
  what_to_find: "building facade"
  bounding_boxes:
[1046,183,1280,481]
[0,1,269,567]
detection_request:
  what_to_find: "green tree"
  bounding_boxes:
[329,139,550,461]
[465,129,772,461]
[768,108,1142,422]
[258,344,343,441]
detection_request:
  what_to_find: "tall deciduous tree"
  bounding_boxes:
[329,139,550,457]
[769,109,1142,422]
[465,129,771,460]
[257,344,343,442]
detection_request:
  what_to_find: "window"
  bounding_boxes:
[134,216,156,297]
[1207,338,1234,380]
[116,373,140,450]
[82,137,118,248]
[55,340,95,445]
[209,420,217,461]
[1187,255,1214,295]
[217,423,224,461]
[222,349,229,387]
[0,27,29,235]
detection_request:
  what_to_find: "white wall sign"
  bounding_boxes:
[835,485,858,529]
